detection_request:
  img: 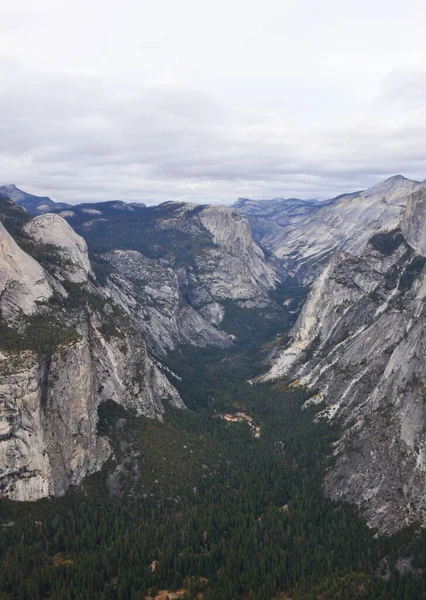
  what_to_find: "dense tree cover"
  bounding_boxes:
[57,202,217,263]
[2,325,426,598]
[369,228,405,256]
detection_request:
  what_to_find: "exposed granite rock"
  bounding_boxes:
[0,339,109,501]
[0,196,282,502]
[197,205,277,297]
[88,203,280,352]
[103,249,232,355]
[24,213,91,283]
[0,207,186,501]
[0,221,52,321]
[235,175,425,282]
[263,188,426,532]
[0,309,184,501]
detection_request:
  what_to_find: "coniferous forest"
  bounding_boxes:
[2,336,426,600]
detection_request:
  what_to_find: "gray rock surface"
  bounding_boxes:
[263,187,426,532]
[0,198,280,502]
[24,213,91,283]
[0,221,52,320]
[0,215,184,501]
[235,175,424,281]
[104,250,232,355]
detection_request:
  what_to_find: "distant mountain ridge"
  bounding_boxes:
[0,185,147,216]
[234,175,425,281]
[0,184,72,215]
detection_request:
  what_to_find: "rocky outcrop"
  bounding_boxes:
[196,205,277,300]
[0,340,109,501]
[263,187,426,533]
[24,213,91,283]
[0,221,52,321]
[61,201,282,348]
[0,209,185,501]
[235,175,425,281]
[103,250,232,355]
[0,312,183,500]
[0,195,285,503]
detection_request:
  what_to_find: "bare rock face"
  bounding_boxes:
[88,311,184,417]
[402,187,426,255]
[0,208,186,501]
[104,250,232,356]
[263,187,426,533]
[0,311,184,501]
[235,175,425,282]
[0,339,109,500]
[24,213,91,283]
[197,205,277,301]
[0,197,280,502]
[79,203,280,354]
[0,221,52,320]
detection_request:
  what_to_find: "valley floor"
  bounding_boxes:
[2,339,426,599]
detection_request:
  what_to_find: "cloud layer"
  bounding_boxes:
[1,0,426,204]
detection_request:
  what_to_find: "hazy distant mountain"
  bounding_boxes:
[0,184,72,215]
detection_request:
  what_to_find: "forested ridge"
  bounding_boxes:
[2,336,426,599]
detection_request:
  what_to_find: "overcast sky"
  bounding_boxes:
[1,0,426,205]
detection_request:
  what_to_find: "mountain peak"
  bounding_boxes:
[362,174,422,200]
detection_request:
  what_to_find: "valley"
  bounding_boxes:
[2,177,426,598]
[2,335,426,600]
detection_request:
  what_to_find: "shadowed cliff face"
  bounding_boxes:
[263,187,426,533]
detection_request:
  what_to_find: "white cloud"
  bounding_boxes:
[1,0,426,203]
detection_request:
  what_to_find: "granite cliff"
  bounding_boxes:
[235,175,424,282]
[263,186,426,533]
[0,203,183,501]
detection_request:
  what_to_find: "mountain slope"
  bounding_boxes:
[0,185,71,215]
[0,195,288,501]
[0,205,184,501]
[262,186,426,533]
[235,175,424,281]
[56,201,284,354]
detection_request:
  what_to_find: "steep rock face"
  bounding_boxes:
[402,187,426,255]
[233,196,325,257]
[0,221,52,320]
[196,205,277,300]
[24,213,91,283]
[0,195,284,502]
[0,338,109,501]
[235,176,424,281]
[59,201,281,346]
[0,207,185,501]
[0,315,183,500]
[86,311,184,418]
[103,250,231,356]
[263,188,426,532]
